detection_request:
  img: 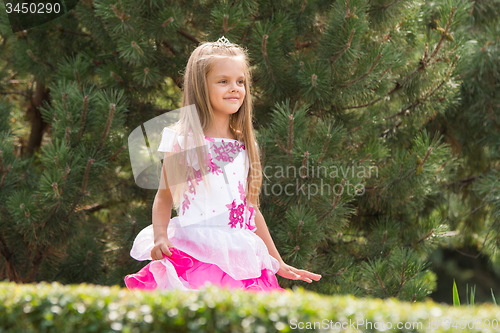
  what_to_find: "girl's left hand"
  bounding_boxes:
[277,261,322,283]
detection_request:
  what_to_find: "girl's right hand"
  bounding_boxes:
[151,236,175,260]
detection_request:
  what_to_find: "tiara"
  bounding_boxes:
[213,36,233,47]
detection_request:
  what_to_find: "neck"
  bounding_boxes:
[206,114,233,138]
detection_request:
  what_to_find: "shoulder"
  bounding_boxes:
[158,127,180,153]
[161,127,179,137]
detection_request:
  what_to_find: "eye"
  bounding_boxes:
[238,80,245,84]
[219,80,226,83]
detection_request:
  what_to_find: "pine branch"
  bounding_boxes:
[79,0,94,9]
[428,43,460,68]
[341,52,383,88]
[317,133,332,164]
[358,153,371,164]
[110,145,126,161]
[99,103,115,149]
[382,230,387,246]
[65,127,71,146]
[407,228,434,247]
[287,106,296,153]
[343,7,458,110]
[26,49,56,71]
[111,1,130,21]
[367,0,401,13]
[343,93,384,110]
[375,271,388,297]
[49,22,92,38]
[343,0,358,30]
[0,230,22,282]
[329,29,355,68]
[316,179,344,224]
[27,245,49,283]
[275,134,293,166]
[453,219,500,259]
[442,166,500,190]
[0,151,12,189]
[0,90,30,98]
[262,35,277,83]
[296,40,314,49]
[288,220,313,242]
[77,95,89,141]
[221,13,244,35]
[240,22,254,44]
[161,40,179,57]
[383,55,458,120]
[349,125,363,132]
[67,157,95,219]
[430,8,457,60]
[176,28,200,44]
[379,63,393,79]
[193,0,210,15]
[377,147,433,197]
[83,250,93,266]
[300,0,307,13]
[394,260,406,297]
[0,231,11,263]
[321,267,347,276]
[300,151,310,178]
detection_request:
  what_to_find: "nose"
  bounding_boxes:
[230,81,240,92]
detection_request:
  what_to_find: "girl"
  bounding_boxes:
[124,37,321,292]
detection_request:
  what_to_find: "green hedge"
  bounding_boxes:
[1,280,499,332]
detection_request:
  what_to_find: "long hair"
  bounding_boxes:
[164,39,262,211]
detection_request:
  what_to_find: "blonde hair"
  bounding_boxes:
[163,39,262,211]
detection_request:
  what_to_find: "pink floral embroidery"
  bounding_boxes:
[243,192,256,231]
[226,199,245,228]
[181,193,190,214]
[246,206,256,231]
[206,152,223,176]
[212,141,245,163]
[181,168,202,214]
[226,181,255,230]
[238,181,245,200]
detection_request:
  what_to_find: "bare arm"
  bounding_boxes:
[152,196,172,242]
[254,207,284,265]
[151,152,175,259]
[253,206,322,283]
[153,152,174,238]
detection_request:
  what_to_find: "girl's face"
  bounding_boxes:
[206,57,246,118]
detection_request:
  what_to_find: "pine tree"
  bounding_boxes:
[425,0,500,290]
[249,0,471,300]
[0,0,494,302]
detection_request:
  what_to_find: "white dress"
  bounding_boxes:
[125,127,281,291]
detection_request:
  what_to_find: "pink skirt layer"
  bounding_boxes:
[125,248,286,293]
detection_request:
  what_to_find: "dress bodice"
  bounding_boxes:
[158,127,256,231]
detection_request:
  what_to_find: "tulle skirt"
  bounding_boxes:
[124,247,286,293]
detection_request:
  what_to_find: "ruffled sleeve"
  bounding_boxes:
[158,127,181,153]
[158,127,206,170]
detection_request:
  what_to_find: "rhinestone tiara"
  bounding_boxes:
[213,36,233,47]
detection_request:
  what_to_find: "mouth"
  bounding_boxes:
[224,97,239,101]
